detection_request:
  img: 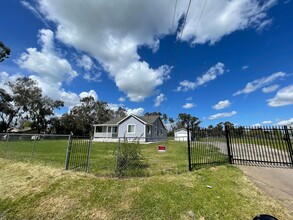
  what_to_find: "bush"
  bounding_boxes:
[115,139,149,177]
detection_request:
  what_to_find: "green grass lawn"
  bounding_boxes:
[0,138,191,176]
[0,139,292,219]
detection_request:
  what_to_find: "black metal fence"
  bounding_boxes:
[0,133,92,173]
[188,126,293,170]
[0,133,69,167]
[65,136,92,172]
[187,128,229,170]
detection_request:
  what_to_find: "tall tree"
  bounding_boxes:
[224,121,234,127]
[162,113,168,124]
[113,106,127,118]
[144,112,162,116]
[0,77,63,133]
[177,113,200,129]
[67,97,114,135]
[214,122,224,133]
[0,42,10,63]
[0,89,18,132]
[29,97,64,133]
[177,113,201,140]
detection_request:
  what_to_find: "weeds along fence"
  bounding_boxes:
[0,133,70,167]
[115,138,150,178]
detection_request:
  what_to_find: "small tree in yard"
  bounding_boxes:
[116,139,149,177]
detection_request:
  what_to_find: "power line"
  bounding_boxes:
[178,0,192,42]
[157,0,192,115]
[171,0,178,35]
[192,0,208,42]
[156,0,178,115]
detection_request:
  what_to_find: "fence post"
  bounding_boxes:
[284,126,293,166]
[65,135,72,170]
[86,138,92,173]
[115,138,121,177]
[4,133,9,157]
[225,126,233,164]
[187,127,192,171]
[31,136,37,161]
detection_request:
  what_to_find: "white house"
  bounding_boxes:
[93,114,167,142]
[174,128,191,141]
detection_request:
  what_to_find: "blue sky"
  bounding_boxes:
[0,0,292,127]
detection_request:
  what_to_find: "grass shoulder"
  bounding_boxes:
[0,158,291,220]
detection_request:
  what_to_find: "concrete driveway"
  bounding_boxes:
[238,165,293,215]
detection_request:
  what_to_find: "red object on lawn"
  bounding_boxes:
[158,145,166,152]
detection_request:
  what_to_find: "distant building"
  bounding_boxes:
[174,128,190,141]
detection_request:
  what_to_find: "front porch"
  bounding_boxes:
[93,125,118,139]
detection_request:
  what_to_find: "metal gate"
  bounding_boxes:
[65,136,92,172]
[227,126,293,167]
[188,126,293,170]
[187,128,230,170]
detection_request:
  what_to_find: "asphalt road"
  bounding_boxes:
[195,141,293,214]
[238,165,293,215]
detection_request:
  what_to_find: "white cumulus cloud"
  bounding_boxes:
[119,97,126,102]
[79,90,98,101]
[0,72,23,94]
[126,107,144,116]
[183,103,195,109]
[180,0,277,45]
[209,111,237,120]
[262,84,279,93]
[251,123,262,127]
[154,93,165,107]
[275,118,293,126]
[16,29,78,83]
[176,62,224,91]
[233,72,286,96]
[77,54,93,71]
[267,85,293,107]
[213,100,231,110]
[29,0,276,101]
[262,120,272,124]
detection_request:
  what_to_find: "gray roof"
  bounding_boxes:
[94,114,163,126]
[102,117,124,125]
[137,116,159,124]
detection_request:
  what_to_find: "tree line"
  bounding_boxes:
[0,77,236,136]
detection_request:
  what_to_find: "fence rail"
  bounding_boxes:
[188,126,293,170]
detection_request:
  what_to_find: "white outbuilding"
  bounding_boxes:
[174,128,191,141]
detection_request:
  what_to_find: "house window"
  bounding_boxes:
[147,125,151,134]
[96,126,102,133]
[108,127,112,132]
[127,124,135,133]
[113,127,118,133]
[160,128,163,135]
[154,126,157,134]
